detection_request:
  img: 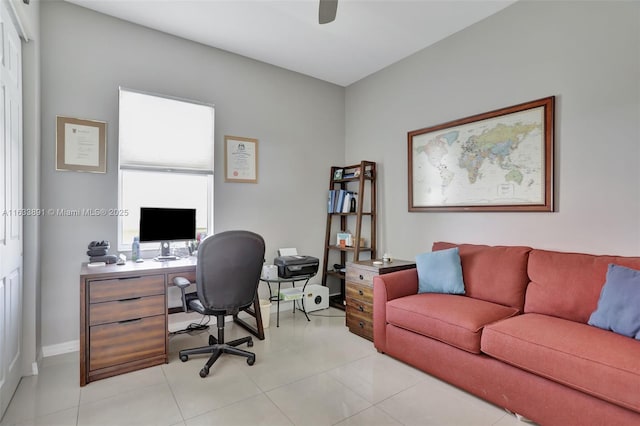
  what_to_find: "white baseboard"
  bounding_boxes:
[42,340,79,358]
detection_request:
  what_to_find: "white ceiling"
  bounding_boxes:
[65,0,516,87]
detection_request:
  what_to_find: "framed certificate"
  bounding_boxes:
[56,116,107,173]
[224,135,258,183]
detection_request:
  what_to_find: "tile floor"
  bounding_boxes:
[1,307,529,426]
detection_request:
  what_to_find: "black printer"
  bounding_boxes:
[274,255,319,278]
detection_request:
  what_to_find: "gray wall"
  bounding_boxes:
[40,1,344,348]
[345,0,640,259]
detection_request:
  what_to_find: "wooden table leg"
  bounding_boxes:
[234,295,265,340]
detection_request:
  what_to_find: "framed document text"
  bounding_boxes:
[408,96,554,212]
[56,116,107,173]
[225,136,258,183]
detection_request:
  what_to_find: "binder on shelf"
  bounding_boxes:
[328,189,336,213]
[336,189,346,214]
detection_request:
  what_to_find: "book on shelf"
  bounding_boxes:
[342,191,352,213]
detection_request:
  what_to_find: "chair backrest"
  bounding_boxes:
[196,230,266,315]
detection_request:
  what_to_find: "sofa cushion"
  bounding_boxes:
[589,264,640,339]
[525,249,640,323]
[416,247,465,294]
[386,293,519,354]
[482,313,640,413]
[433,242,531,311]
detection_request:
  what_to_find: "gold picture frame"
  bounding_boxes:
[56,116,107,173]
[224,135,259,183]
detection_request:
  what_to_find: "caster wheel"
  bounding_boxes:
[247,339,254,347]
[208,335,215,345]
[247,356,255,366]
[180,354,188,362]
[199,367,209,378]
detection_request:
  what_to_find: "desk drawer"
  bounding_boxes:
[89,294,165,326]
[89,315,166,371]
[89,275,164,303]
[345,268,376,287]
[346,282,373,303]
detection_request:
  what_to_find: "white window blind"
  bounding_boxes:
[119,88,215,171]
[117,88,215,251]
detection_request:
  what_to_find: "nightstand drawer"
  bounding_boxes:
[89,275,165,303]
[345,297,372,316]
[345,268,377,287]
[346,282,373,303]
[89,315,166,371]
[89,294,166,326]
[346,310,373,340]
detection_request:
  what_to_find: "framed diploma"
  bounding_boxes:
[224,135,258,183]
[56,116,107,173]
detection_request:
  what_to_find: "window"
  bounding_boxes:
[118,88,214,251]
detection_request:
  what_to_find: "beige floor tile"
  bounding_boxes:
[184,394,293,426]
[79,365,166,405]
[77,382,181,426]
[377,377,507,426]
[266,372,371,426]
[11,407,78,426]
[163,353,261,420]
[327,352,426,403]
[334,406,402,426]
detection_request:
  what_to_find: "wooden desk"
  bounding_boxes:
[79,258,264,386]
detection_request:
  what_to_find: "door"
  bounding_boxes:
[0,2,23,418]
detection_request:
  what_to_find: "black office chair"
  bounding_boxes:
[173,230,265,378]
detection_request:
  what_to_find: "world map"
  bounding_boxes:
[412,107,545,208]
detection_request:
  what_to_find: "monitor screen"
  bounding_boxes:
[139,207,196,243]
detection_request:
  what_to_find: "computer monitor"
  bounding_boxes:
[139,207,196,260]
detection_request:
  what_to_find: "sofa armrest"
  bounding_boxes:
[373,268,418,353]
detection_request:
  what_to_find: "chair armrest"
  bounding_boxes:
[173,277,192,312]
[373,268,418,353]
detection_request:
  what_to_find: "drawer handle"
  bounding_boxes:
[118,297,142,302]
[358,290,364,296]
[118,318,142,324]
[358,305,364,312]
[359,321,364,328]
[359,274,364,280]
[117,276,142,281]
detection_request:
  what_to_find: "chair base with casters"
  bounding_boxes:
[178,313,255,378]
[172,230,265,378]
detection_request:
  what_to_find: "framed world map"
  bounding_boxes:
[408,96,554,212]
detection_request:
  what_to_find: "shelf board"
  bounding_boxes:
[327,245,372,252]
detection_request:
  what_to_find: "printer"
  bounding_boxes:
[274,255,319,278]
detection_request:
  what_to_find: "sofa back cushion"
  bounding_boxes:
[432,242,531,311]
[525,249,640,323]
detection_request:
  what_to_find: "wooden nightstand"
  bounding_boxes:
[345,259,416,341]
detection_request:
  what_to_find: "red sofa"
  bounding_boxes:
[373,242,640,426]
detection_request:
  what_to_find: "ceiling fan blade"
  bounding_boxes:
[319,0,338,24]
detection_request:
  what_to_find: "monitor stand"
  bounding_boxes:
[154,241,178,261]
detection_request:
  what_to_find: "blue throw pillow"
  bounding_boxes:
[588,264,640,340]
[416,247,465,294]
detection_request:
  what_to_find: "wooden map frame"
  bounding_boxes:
[408,97,554,212]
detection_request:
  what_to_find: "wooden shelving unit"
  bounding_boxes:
[321,161,377,309]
